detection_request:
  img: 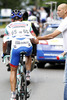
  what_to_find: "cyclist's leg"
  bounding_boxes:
[10,66,17,99]
[10,49,20,99]
[25,56,31,85]
[25,47,32,84]
[25,56,32,71]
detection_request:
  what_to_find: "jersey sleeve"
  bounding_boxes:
[30,26,34,34]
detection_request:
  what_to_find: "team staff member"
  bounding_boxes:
[3,9,39,100]
[37,3,67,100]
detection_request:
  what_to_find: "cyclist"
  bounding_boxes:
[22,11,39,36]
[22,11,39,68]
[22,11,37,79]
[2,13,18,71]
[28,14,40,57]
[3,9,39,100]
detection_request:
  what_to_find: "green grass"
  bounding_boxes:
[0,23,7,28]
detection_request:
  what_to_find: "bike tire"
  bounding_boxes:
[16,94,19,100]
[16,71,22,100]
[24,75,27,100]
[21,73,27,100]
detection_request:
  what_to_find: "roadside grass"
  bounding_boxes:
[0,23,8,28]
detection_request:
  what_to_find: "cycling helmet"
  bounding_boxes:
[11,9,22,19]
[28,15,37,22]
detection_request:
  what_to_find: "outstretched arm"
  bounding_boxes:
[37,29,61,40]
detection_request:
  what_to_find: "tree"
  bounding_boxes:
[45,0,67,5]
[0,0,22,9]
[0,0,67,9]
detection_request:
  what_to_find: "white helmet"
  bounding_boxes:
[28,15,37,23]
[28,15,39,27]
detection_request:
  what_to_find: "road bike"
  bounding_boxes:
[3,51,30,100]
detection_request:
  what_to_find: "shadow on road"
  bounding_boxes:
[38,63,65,70]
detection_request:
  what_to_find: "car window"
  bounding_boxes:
[42,26,63,38]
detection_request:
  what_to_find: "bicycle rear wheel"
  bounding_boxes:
[16,73,23,100]
[21,73,27,100]
[16,74,27,100]
[16,94,19,100]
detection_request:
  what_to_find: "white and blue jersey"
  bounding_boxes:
[4,21,34,68]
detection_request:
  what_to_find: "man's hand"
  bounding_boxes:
[61,52,66,57]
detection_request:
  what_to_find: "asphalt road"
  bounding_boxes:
[0,37,65,100]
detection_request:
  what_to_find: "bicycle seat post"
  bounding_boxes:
[20,51,27,64]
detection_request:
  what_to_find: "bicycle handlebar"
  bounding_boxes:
[3,55,10,63]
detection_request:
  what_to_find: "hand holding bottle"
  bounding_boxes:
[56,52,66,60]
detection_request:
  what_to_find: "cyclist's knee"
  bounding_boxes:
[10,66,17,71]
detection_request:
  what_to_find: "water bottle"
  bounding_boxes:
[56,54,66,60]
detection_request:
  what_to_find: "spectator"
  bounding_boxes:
[40,7,48,23]
[37,3,67,100]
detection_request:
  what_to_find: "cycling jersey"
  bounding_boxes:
[5,21,33,36]
[4,21,34,68]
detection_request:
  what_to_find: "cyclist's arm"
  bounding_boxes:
[30,30,39,44]
[3,42,7,53]
[30,36,39,44]
[3,27,8,53]
[32,23,39,36]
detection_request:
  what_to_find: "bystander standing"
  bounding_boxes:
[37,3,67,100]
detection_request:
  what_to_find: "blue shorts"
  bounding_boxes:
[10,46,32,68]
[41,19,46,23]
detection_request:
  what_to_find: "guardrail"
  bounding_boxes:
[0,28,5,38]
[0,18,11,38]
[0,18,11,22]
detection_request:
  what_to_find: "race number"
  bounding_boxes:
[11,27,31,36]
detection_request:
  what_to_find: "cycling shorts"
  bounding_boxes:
[10,46,32,68]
